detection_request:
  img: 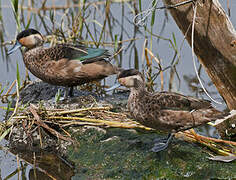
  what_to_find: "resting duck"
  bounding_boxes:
[7,28,119,98]
[116,69,228,152]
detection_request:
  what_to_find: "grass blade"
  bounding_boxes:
[0,127,11,142]
[16,62,21,88]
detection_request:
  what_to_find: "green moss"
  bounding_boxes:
[67,127,236,179]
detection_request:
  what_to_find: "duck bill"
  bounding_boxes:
[105,83,121,92]
[7,41,22,55]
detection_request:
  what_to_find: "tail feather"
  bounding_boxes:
[208,110,236,126]
[191,108,229,125]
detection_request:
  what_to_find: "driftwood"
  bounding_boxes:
[163,0,236,110]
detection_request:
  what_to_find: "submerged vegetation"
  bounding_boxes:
[0,0,235,179]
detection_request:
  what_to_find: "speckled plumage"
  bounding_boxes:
[22,44,117,87]
[8,29,119,88]
[118,69,228,133]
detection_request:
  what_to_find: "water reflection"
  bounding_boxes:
[5,146,74,179]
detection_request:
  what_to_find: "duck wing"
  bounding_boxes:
[158,108,228,132]
[133,91,228,133]
[46,44,110,63]
[151,91,212,111]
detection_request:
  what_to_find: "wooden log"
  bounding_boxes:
[162,0,236,110]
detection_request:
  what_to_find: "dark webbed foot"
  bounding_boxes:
[151,133,174,152]
[153,136,170,144]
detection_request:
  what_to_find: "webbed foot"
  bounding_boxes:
[151,133,174,152]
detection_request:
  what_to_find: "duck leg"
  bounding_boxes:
[151,133,174,152]
[69,86,74,97]
[63,87,74,99]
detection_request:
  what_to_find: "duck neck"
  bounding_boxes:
[23,45,46,71]
[128,81,147,112]
[130,80,147,98]
[24,44,42,52]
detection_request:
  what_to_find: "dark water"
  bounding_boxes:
[0,0,236,179]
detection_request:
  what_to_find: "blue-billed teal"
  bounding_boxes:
[116,69,229,152]
[7,28,120,97]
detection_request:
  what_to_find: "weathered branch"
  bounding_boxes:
[163,0,236,109]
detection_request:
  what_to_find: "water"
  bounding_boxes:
[0,0,236,179]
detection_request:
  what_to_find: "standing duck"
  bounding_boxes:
[116,69,228,152]
[7,28,120,98]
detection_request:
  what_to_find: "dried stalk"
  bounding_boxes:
[29,105,74,143]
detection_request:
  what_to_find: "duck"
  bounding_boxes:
[115,69,229,152]
[7,28,120,98]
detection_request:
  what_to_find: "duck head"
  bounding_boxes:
[7,28,44,55]
[118,69,145,88]
[105,69,145,92]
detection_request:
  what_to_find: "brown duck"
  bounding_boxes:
[116,69,228,152]
[7,28,120,98]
